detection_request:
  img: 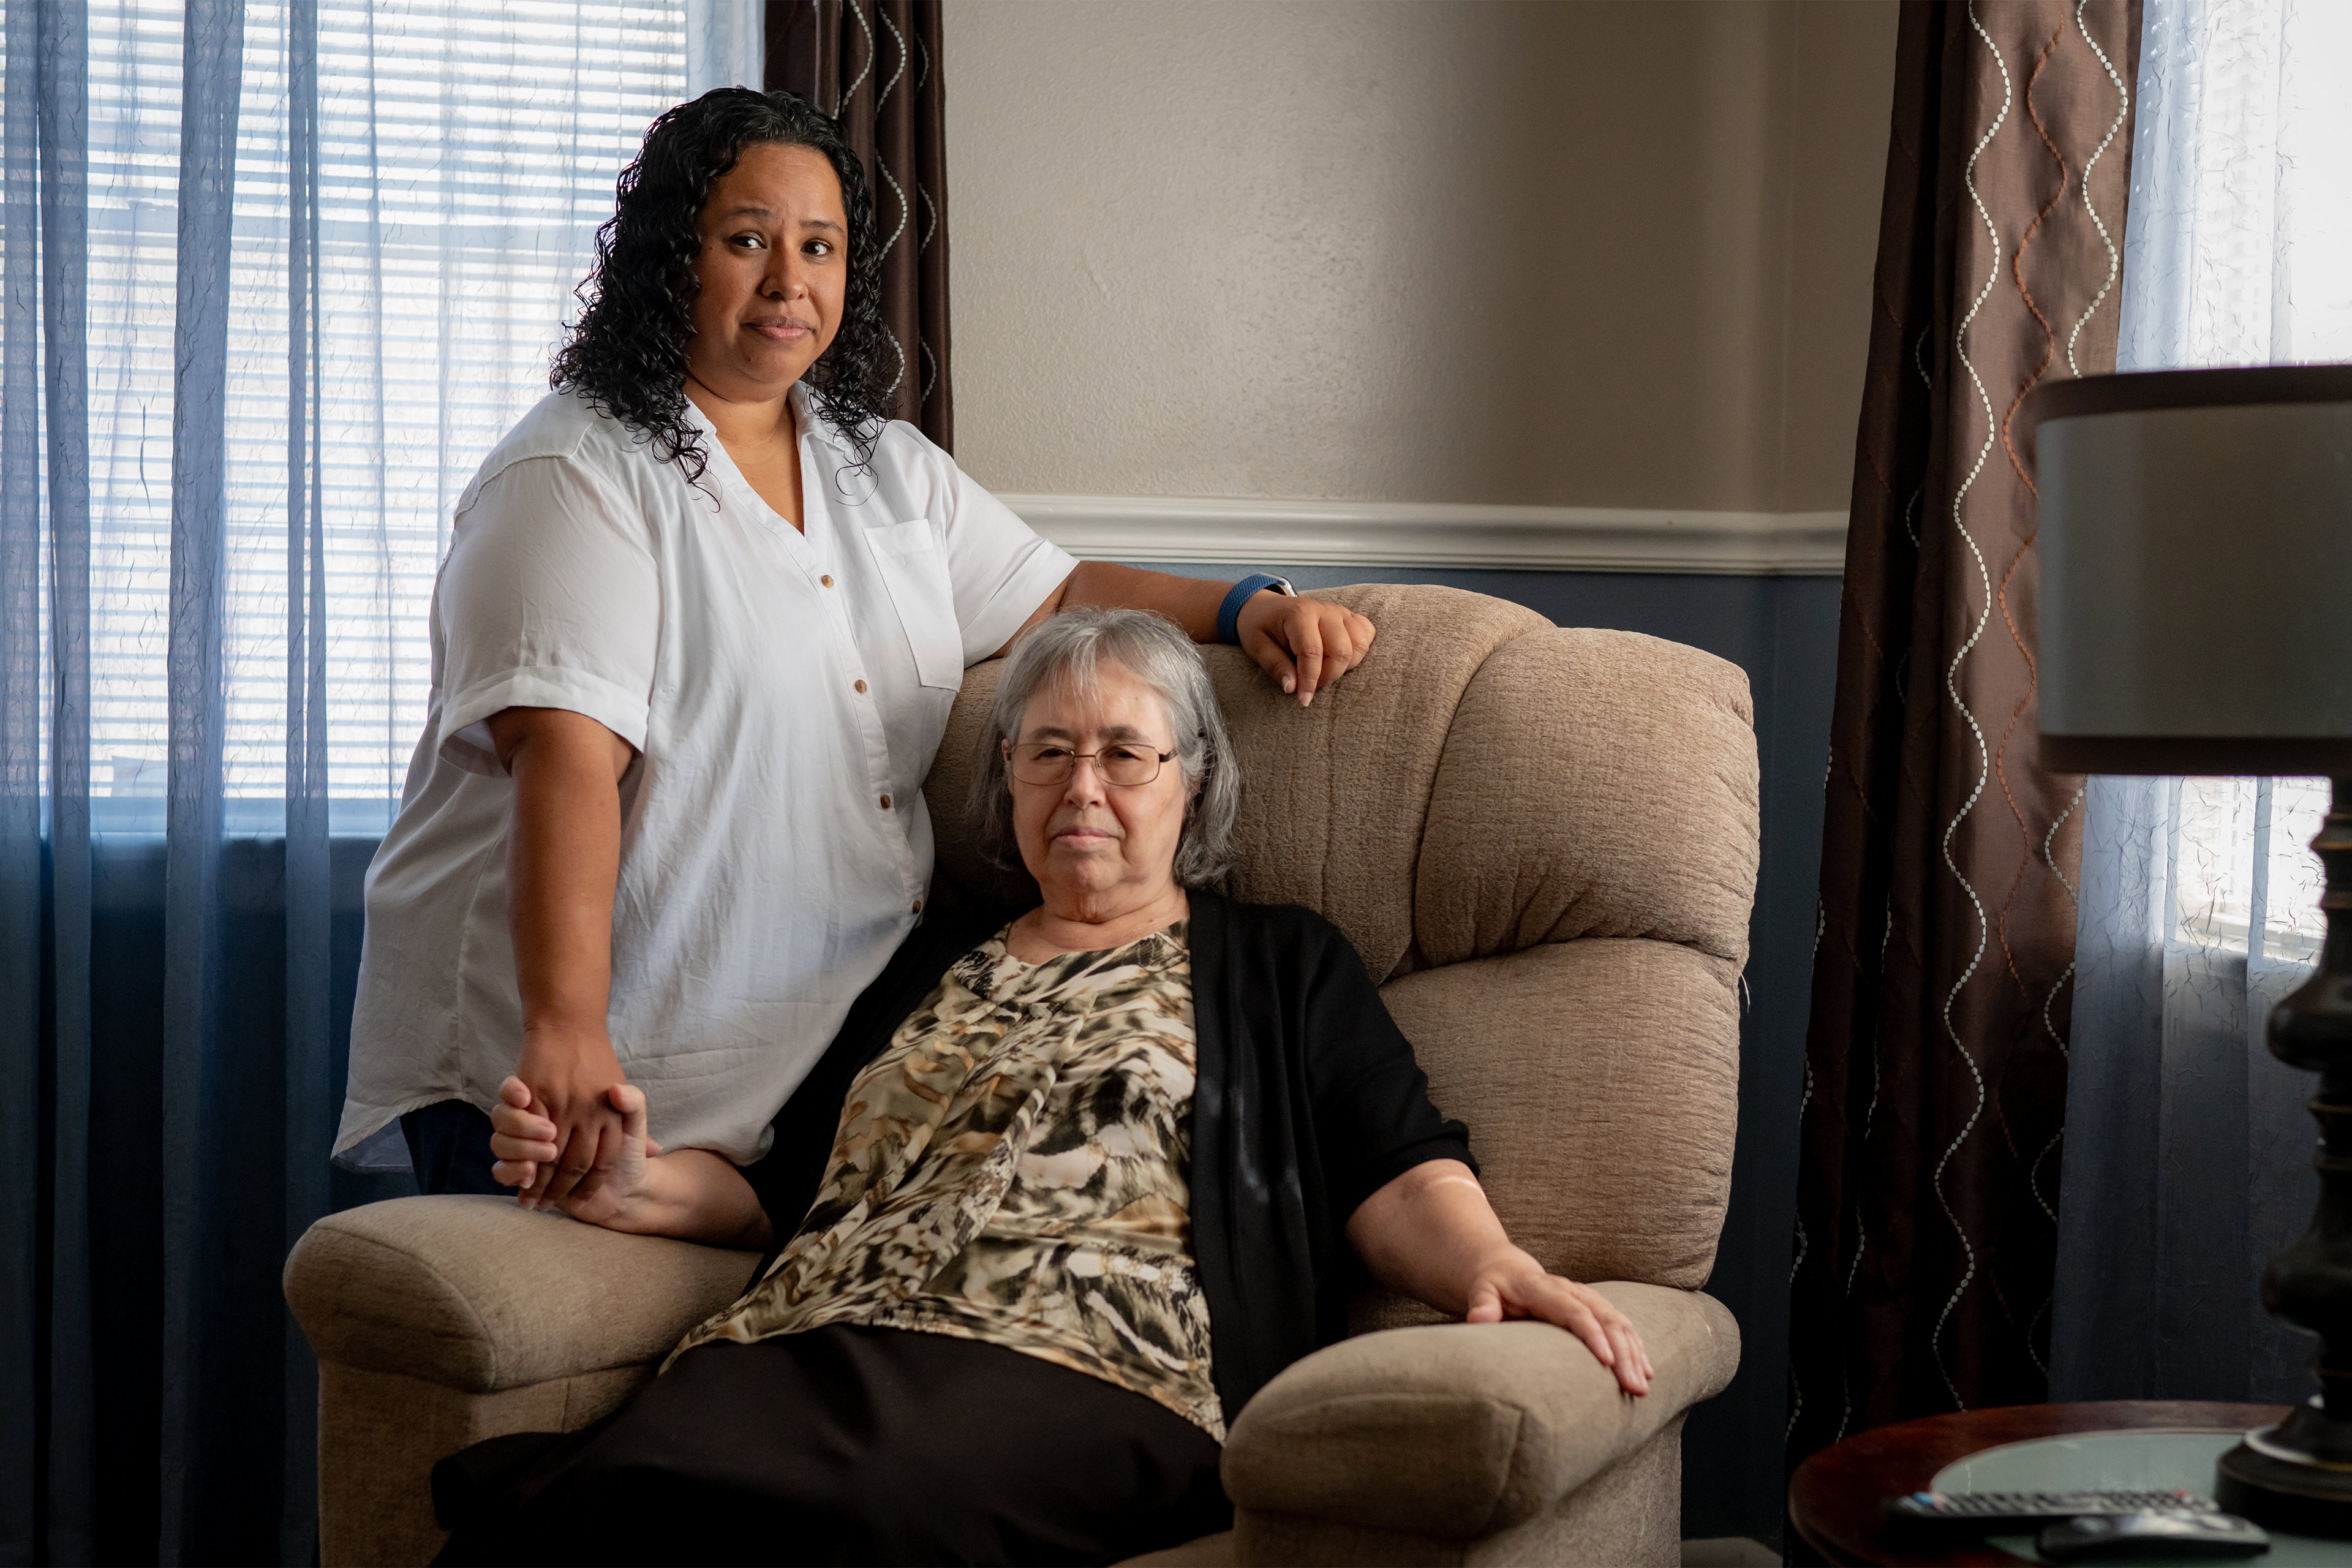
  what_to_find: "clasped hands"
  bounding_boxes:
[489,1070,659,1229]
[500,1026,635,1213]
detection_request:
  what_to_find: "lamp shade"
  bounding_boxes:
[2032,364,2352,776]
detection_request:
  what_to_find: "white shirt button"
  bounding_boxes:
[820,574,834,587]
[879,793,891,810]
[854,679,868,695]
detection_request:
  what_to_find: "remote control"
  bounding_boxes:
[2038,1510,2269,1561]
[1883,1490,2216,1533]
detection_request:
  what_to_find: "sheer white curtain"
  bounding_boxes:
[2049,0,2352,1403]
[687,0,764,96]
[2,4,757,1558]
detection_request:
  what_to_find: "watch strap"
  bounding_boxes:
[1217,573,1294,645]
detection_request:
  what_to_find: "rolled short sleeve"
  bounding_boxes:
[434,457,660,775]
[932,448,1077,665]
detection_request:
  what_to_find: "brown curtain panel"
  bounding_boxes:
[766,0,952,448]
[1789,0,2141,1461]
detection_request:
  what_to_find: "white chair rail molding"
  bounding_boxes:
[1003,496,1852,577]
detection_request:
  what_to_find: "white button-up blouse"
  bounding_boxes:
[336,384,1076,1164]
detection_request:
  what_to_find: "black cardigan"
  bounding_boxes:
[739,890,1474,1425]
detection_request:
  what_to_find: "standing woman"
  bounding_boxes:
[333,89,1373,1205]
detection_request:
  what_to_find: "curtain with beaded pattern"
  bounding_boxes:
[1787,0,2142,1466]
[766,0,952,448]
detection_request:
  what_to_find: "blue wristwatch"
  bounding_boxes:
[1217,573,1296,645]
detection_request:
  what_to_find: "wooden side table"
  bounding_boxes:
[1788,1401,2289,1566]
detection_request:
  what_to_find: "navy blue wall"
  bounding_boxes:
[1140,564,1838,1548]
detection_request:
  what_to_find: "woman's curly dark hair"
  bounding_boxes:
[551,88,894,486]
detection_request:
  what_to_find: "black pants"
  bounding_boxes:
[401,1098,504,1196]
[432,1325,1231,1566]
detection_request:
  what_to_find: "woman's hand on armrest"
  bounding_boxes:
[1344,1159,1653,1396]
[487,1076,774,1251]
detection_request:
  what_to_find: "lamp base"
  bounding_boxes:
[2225,780,2352,1539]
[2217,1400,2352,1539]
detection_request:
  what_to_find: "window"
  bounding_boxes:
[13,1,739,833]
[2122,0,2352,966]
[2169,776,2325,970]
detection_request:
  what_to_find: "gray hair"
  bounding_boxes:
[971,606,1240,887]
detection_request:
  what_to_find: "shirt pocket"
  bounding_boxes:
[863,518,963,690]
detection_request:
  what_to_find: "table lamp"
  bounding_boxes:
[2035,363,2352,1536]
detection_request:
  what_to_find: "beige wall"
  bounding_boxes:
[942,0,1897,514]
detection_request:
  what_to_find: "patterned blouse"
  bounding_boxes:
[669,921,1224,1438]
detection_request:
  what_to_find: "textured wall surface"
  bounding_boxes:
[943,0,1898,512]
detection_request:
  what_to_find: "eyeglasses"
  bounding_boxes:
[1005,740,1176,788]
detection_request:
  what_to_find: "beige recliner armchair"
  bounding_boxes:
[284,583,1757,1566]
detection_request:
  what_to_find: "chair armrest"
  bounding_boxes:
[284,1194,759,1393]
[1220,1282,1739,1540]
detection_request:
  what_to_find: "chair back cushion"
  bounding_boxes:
[921,584,1757,1291]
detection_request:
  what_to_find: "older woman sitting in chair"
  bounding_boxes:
[436,608,1650,1567]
